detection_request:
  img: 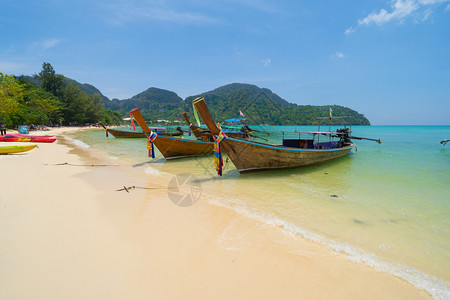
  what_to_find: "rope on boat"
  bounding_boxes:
[44,162,120,167]
[223,157,230,171]
[116,185,178,192]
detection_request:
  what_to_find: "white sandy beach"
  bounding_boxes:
[0,127,432,299]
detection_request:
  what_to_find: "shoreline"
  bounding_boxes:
[0,127,433,299]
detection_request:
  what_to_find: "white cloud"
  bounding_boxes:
[136,7,217,23]
[103,2,219,25]
[331,52,346,59]
[446,3,450,9]
[359,0,419,26]
[356,0,449,27]
[41,39,63,50]
[32,39,63,51]
[420,8,433,21]
[345,26,356,35]
[419,0,448,4]
[262,58,271,67]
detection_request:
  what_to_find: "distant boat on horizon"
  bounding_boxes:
[99,122,183,138]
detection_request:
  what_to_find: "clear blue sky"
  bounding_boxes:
[1,0,449,125]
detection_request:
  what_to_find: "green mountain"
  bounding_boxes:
[182,83,370,125]
[105,87,184,120]
[182,83,293,123]
[100,82,370,125]
[22,75,370,125]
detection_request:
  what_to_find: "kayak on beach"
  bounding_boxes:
[0,135,56,143]
[0,144,37,154]
[6,133,55,138]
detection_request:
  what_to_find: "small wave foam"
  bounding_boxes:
[145,166,161,175]
[206,194,450,300]
[65,137,90,148]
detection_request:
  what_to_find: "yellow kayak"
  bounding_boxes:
[0,144,37,154]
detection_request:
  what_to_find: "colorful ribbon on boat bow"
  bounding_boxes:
[147,131,157,158]
[214,125,227,176]
[130,112,136,131]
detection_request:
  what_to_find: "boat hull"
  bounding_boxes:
[7,133,54,138]
[0,135,56,143]
[188,124,244,139]
[222,137,353,172]
[0,144,37,154]
[154,136,214,158]
[106,128,183,138]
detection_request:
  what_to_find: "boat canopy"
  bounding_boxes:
[282,131,343,135]
[149,127,166,130]
[225,118,245,122]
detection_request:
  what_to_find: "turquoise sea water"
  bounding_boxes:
[73,125,450,299]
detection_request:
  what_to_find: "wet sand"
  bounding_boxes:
[0,127,432,299]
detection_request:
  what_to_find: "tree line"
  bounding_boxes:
[0,63,122,128]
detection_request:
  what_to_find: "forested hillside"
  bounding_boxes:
[181,84,370,125]
[0,63,122,128]
[106,87,183,121]
[2,63,371,127]
[102,83,370,125]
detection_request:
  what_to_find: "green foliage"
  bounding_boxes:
[0,73,23,126]
[105,82,371,125]
[16,76,62,124]
[57,82,105,125]
[34,62,65,99]
[273,105,370,125]
[105,87,183,120]
[0,72,64,127]
[182,83,291,124]
[4,64,371,128]
[1,63,117,127]
[65,78,110,104]
[103,83,370,125]
[183,84,370,125]
[101,109,123,124]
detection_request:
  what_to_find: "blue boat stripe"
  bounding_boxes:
[227,137,354,153]
[160,136,214,145]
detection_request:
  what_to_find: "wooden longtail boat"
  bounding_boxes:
[182,112,253,140]
[182,112,209,140]
[193,97,379,174]
[99,123,183,138]
[146,135,214,158]
[130,108,214,159]
[441,139,448,146]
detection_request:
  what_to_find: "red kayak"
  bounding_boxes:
[0,135,56,143]
[7,133,55,138]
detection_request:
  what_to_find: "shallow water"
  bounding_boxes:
[74,125,450,299]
